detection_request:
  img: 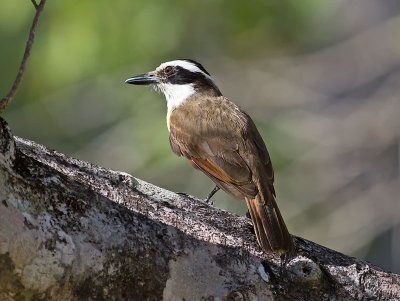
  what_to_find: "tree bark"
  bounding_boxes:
[0,116,399,301]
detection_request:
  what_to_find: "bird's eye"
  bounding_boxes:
[164,66,173,75]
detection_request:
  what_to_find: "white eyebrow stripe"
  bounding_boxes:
[157,60,209,77]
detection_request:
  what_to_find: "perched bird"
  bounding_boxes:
[125,59,293,254]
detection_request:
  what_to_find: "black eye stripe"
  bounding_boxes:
[168,67,206,85]
[161,64,222,96]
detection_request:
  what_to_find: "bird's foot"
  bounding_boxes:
[176,186,219,205]
[176,192,192,198]
[204,185,220,206]
[204,198,214,206]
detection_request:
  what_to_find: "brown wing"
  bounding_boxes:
[242,115,276,196]
[168,96,271,199]
[170,126,257,198]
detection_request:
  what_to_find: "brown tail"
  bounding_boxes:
[246,191,293,254]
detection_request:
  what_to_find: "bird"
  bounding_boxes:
[125,59,293,254]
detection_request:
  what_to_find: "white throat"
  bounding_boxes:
[157,83,195,131]
[158,83,195,112]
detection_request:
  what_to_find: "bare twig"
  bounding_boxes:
[0,0,47,113]
[30,0,39,9]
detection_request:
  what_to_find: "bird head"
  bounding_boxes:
[125,59,221,109]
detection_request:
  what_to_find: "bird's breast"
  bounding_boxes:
[168,98,209,133]
[167,96,247,136]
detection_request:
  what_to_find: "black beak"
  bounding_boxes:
[125,73,159,85]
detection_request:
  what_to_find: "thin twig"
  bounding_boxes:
[0,0,47,113]
[30,0,38,9]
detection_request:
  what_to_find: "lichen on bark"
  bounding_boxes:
[1,116,400,300]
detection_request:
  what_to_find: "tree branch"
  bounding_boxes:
[0,116,399,300]
[0,0,47,113]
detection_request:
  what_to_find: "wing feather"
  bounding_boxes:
[168,96,265,199]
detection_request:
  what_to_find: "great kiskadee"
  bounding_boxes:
[125,59,293,254]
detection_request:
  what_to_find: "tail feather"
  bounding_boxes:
[246,193,293,254]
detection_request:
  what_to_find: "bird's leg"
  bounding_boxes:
[245,210,251,219]
[204,185,220,205]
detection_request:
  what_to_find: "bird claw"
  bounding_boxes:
[176,186,219,206]
[203,196,214,206]
[176,192,192,198]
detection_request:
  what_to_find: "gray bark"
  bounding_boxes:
[0,115,399,301]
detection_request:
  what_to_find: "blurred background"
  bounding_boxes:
[1,0,400,272]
